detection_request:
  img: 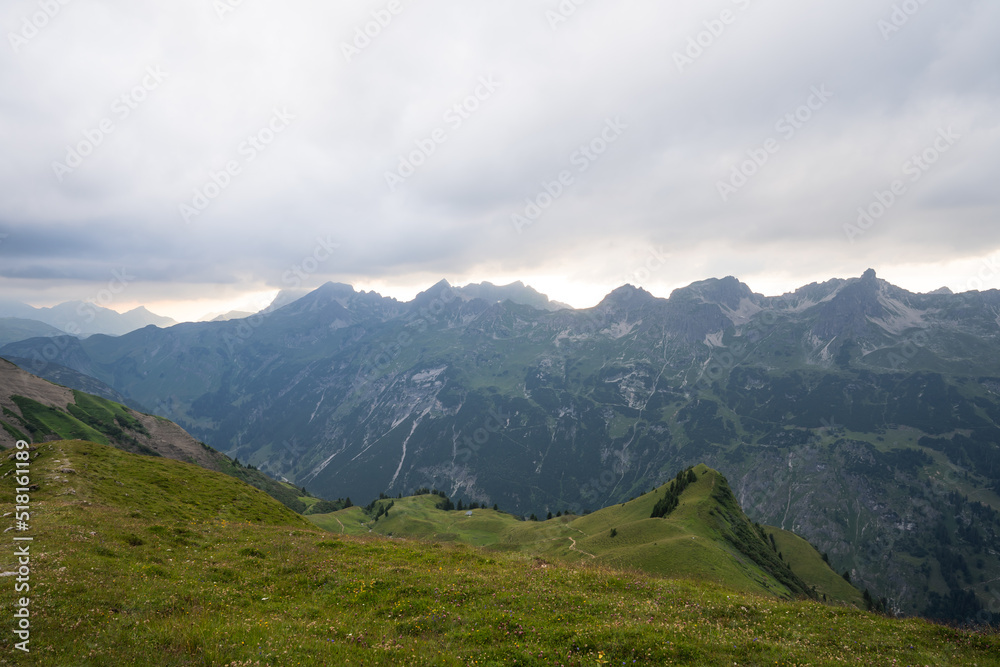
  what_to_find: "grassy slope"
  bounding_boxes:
[2,379,308,512]
[211,454,309,513]
[766,527,866,607]
[9,394,110,446]
[2,440,998,666]
[311,466,867,606]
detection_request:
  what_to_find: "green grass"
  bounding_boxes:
[69,390,149,436]
[766,527,865,607]
[213,456,308,514]
[307,466,856,604]
[10,395,110,445]
[298,494,321,509]
[2,440,998,666]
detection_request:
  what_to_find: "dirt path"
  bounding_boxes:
[567,536,596,559]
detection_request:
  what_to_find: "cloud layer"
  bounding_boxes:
[1,0,998,316]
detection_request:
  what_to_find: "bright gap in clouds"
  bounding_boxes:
[118,290,281,323]
[880,254,1000,295]
[125,247,1000,324]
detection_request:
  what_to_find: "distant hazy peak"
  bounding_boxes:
[455,280,569,312]
[209,311,254,322]
[0,299,175,336]
[262,288,312,313]
[314,281,358,295]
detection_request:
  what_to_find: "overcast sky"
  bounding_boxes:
[1,0,998,321]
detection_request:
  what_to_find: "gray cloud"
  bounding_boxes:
[1,0,998,312]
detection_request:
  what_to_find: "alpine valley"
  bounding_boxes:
[3,269,1000,624]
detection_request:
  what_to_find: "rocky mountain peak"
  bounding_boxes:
[598,284,656,309]
[410,279,457,310]
[268,282,360,321]
[668,276,760,310]
[811,269,889,340]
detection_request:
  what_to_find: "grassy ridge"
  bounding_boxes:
[311,466,872,607]
[2,440,998,665]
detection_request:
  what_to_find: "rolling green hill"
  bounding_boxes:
[311,465,865,607]
[1,440,997,665]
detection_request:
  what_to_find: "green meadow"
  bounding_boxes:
[0,441,996,665]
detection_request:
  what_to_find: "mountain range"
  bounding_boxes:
[0,299,176,336]
[2,269,999,622]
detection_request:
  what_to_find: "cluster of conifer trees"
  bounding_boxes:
[650,467,698,518]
